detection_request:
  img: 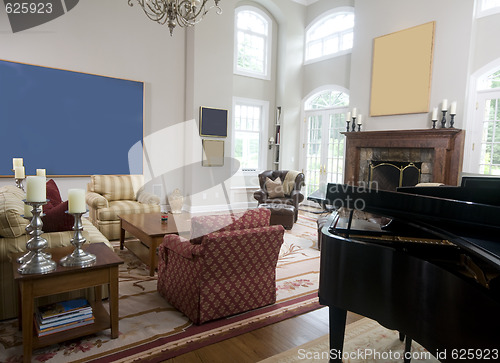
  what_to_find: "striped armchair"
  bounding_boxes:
[86,175,161,240]
[157,208,285,324]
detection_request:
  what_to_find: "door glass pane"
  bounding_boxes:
[306,115,322,195]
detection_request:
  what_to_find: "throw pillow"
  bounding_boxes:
[45,179,63,211]
[42,200,75,232]
[265,177,285,198]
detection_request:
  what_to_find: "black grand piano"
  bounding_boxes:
[318,178,500,362]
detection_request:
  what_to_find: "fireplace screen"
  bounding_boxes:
[369,161,422,191]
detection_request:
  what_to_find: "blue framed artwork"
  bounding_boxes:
[199,107,228,137]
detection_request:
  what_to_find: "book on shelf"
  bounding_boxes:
[35,316,95,337]
[36,311,94,330]
[37,298,91,321]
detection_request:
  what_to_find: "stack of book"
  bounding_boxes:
[35,298,94,337]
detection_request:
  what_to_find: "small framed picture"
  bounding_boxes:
[200,107,228,137]
[202,139,224,167]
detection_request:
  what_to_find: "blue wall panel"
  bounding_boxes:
[0,59,143,176]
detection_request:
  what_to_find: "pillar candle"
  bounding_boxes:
[352,108,357,117]
[346,112,351,121]
[12,158,23,169]
[68,189,86,213]
[431,107,438,120]
[442,99,448,111]
[14,166,25,178]
[357,115,363,125]
[450,101,457,114]
[36,169,46,177]
[26,176,46,202]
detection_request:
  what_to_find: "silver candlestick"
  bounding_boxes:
[60,211,96,267]
[17,208,51,264]
[12,170,25,191]
[18,200,57,275]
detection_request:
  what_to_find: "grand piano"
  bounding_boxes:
[318,178,500,362]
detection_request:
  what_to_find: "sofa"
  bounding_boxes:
[86,175,161,240]
[157,208,285,324]
[0,184,112,320]
[253,170,305,222]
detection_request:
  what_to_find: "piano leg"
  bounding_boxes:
[404,336,413,363]
[399,332,405,341]
[329,306,347,363]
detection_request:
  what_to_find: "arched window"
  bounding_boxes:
[234,6,272,79]
[305,8,354,63]
[302,88,350,196]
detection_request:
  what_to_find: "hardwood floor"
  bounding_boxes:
[165,307,363,362]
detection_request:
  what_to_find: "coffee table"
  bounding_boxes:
[12,243,123,363]
[119,212,191,276]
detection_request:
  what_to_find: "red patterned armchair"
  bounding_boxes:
[157,208,285,325]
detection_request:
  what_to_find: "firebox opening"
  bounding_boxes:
[369,161,422,191]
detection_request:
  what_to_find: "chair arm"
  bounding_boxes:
[86,192,109,210]
[137,190,160,205]
[159,235,203,261]
[253,189,267,203]
[290,189,304,204]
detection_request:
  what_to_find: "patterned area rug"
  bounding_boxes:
[259,317,439,363]
[0,211,322,363]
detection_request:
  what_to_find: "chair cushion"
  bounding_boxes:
[265,177,285,198]
[0,185,29,238]
[97,200,160,221]
[90,175,144,202]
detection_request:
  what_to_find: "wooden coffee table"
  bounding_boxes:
[12,243,123,363]
[119,212,191,276]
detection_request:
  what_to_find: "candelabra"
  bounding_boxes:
[346,119,351,132]
[449,113,456,128]
[351,117,356,132]
[441,110,447,128]
[60,211,96,267]
[18,200,56,275]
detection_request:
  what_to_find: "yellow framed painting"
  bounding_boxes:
[370,21,435,116]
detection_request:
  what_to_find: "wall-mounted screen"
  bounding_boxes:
[0,59,144,176]
[199,107,228,137]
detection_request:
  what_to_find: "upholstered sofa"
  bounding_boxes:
[157,208,285,324]
[86,175,161,240]
[0,185,112,320]
[253,170,305,222]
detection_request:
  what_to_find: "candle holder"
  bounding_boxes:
[441,110,447,128]
[12,170,25,191]
[357,124,362,132]
[18,200,57,275]
[351,117,356,132]
[346,120,350,133]
[431,119,438,129]
[17,209,51,264]
[449,114,456,128]
[60,211,96,267]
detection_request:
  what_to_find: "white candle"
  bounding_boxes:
[26,176,46,202]
[68,189,86,213]
[442,99,448,111]
[431,107,438,120]
[14,166,25,178]
[357,115,363,125]
[352,108,357,117]
[450,101,457,114]
[24,203,32,218]
[346,112,351,121]
[36,169,46,177]
[12,158,23,169]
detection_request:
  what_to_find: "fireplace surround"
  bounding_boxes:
[343,129,465,186]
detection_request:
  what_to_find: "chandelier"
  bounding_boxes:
[128,0,222,36]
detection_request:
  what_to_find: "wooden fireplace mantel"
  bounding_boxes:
[342,129,465,186]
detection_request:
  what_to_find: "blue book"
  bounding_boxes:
[37,298,91,320]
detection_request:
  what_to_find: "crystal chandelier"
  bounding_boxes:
[129,0,222,36]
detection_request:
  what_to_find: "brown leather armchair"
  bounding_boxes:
[253,170,305,221]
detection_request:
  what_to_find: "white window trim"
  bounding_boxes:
[234,6,272,81]
[304,6,354,65]
[232,97,269,175]
[476,0,500,18]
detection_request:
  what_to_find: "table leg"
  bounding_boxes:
[20,281,34,363]
[120,222,125,250]
[149,237,161,277]
[109,266,119,339]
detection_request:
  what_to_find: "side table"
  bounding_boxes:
[12,243,123,363]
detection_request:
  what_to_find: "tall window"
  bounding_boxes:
[477,0,500,17]
[232,98,269,172]
[305,8,354,63]
[234,6,272,79]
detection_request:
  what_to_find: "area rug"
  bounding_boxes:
[259,317,439,363]
[0,212,321,363]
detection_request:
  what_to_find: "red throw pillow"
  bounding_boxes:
[45,179,63,211]
[42,201,74,232]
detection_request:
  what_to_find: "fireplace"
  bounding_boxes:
[368,161,422,191]
[343,129,465,186]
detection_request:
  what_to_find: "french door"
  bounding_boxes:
[303,108,347,197]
